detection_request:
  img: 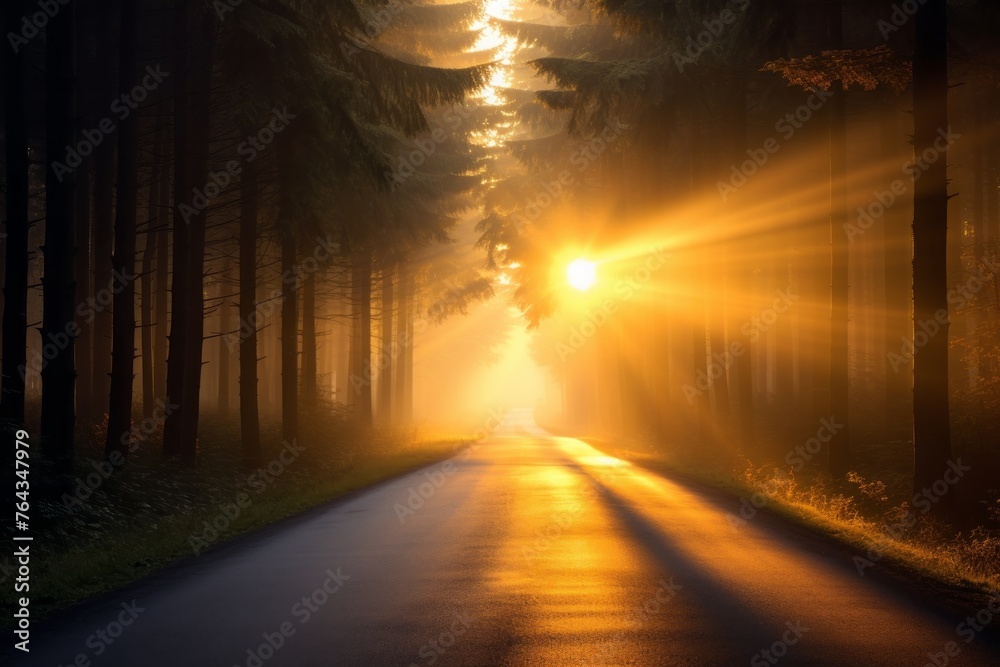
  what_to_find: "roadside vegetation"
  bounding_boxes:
[4,406,466,621]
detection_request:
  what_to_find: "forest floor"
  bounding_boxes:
[2,408,468,623]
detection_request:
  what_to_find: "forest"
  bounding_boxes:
[3,0,1000,664]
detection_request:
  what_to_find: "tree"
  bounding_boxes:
[827,0,850,477]
[91,1,117,415]
[163,4,214,463]
[106,0,139,459]
[41,0,78,490]
[911,0,953,506]
[0,0,30,428]
[239,155,261,465]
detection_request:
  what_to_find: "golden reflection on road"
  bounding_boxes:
[474,413,970,665]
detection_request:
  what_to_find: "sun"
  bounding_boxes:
[567,259,597,291]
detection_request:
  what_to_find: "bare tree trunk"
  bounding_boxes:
[163,0,208,462]
[689,110,710,441]
[709,263,730,417]
[141,173,159,420]
[179,17,213,455]
[301,268,317,411]
[912,0,952,508]
[154,161,170,401]
[394,262,413,423]
[92,5,117,415]
[351,252,373,425]
[730,83,755,449]
[163,0,192,460]
[827,0,850,477]
[379,268,394,422]
[882,96,912,437]
[0,0,30,427]
[41,0,78,489]
[334,282,349,404]
[105,0,139,460]
[280,226,299,442]
[393,263,407,422]
[239,157,261,465]
[218,258,232,416]
[73,3,95,422]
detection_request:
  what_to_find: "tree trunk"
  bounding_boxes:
[912,0,952,506]
[394,261,413,423]
[280,227,299,442]
[73,2,95,422]
[827,0,850,477]
[882,96,912,438]
[709,263,730,417]
[163,0,194,461]
[154,160,170,401]
[379,269,394,421]
[0,0,30,427]
[730,83,755,449]
[218,258,232,416]
[177,16,213,455]
[301,267,317,411]
[239,157,261,465]
[105,0,140,460]
[352,252,374,425]
[141,176,158,420]
[334,283,349,404]
[41,1,78,489]
[91,5,117,415]
[162,15,213,460]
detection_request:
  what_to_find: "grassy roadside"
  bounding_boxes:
[546,426,1000,610]
[4,412,467,623]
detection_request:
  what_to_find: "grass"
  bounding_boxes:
[3,407,469,622]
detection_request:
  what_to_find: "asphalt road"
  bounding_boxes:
[13,409,1000,666]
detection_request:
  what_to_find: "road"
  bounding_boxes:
[13,409,1000,666]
